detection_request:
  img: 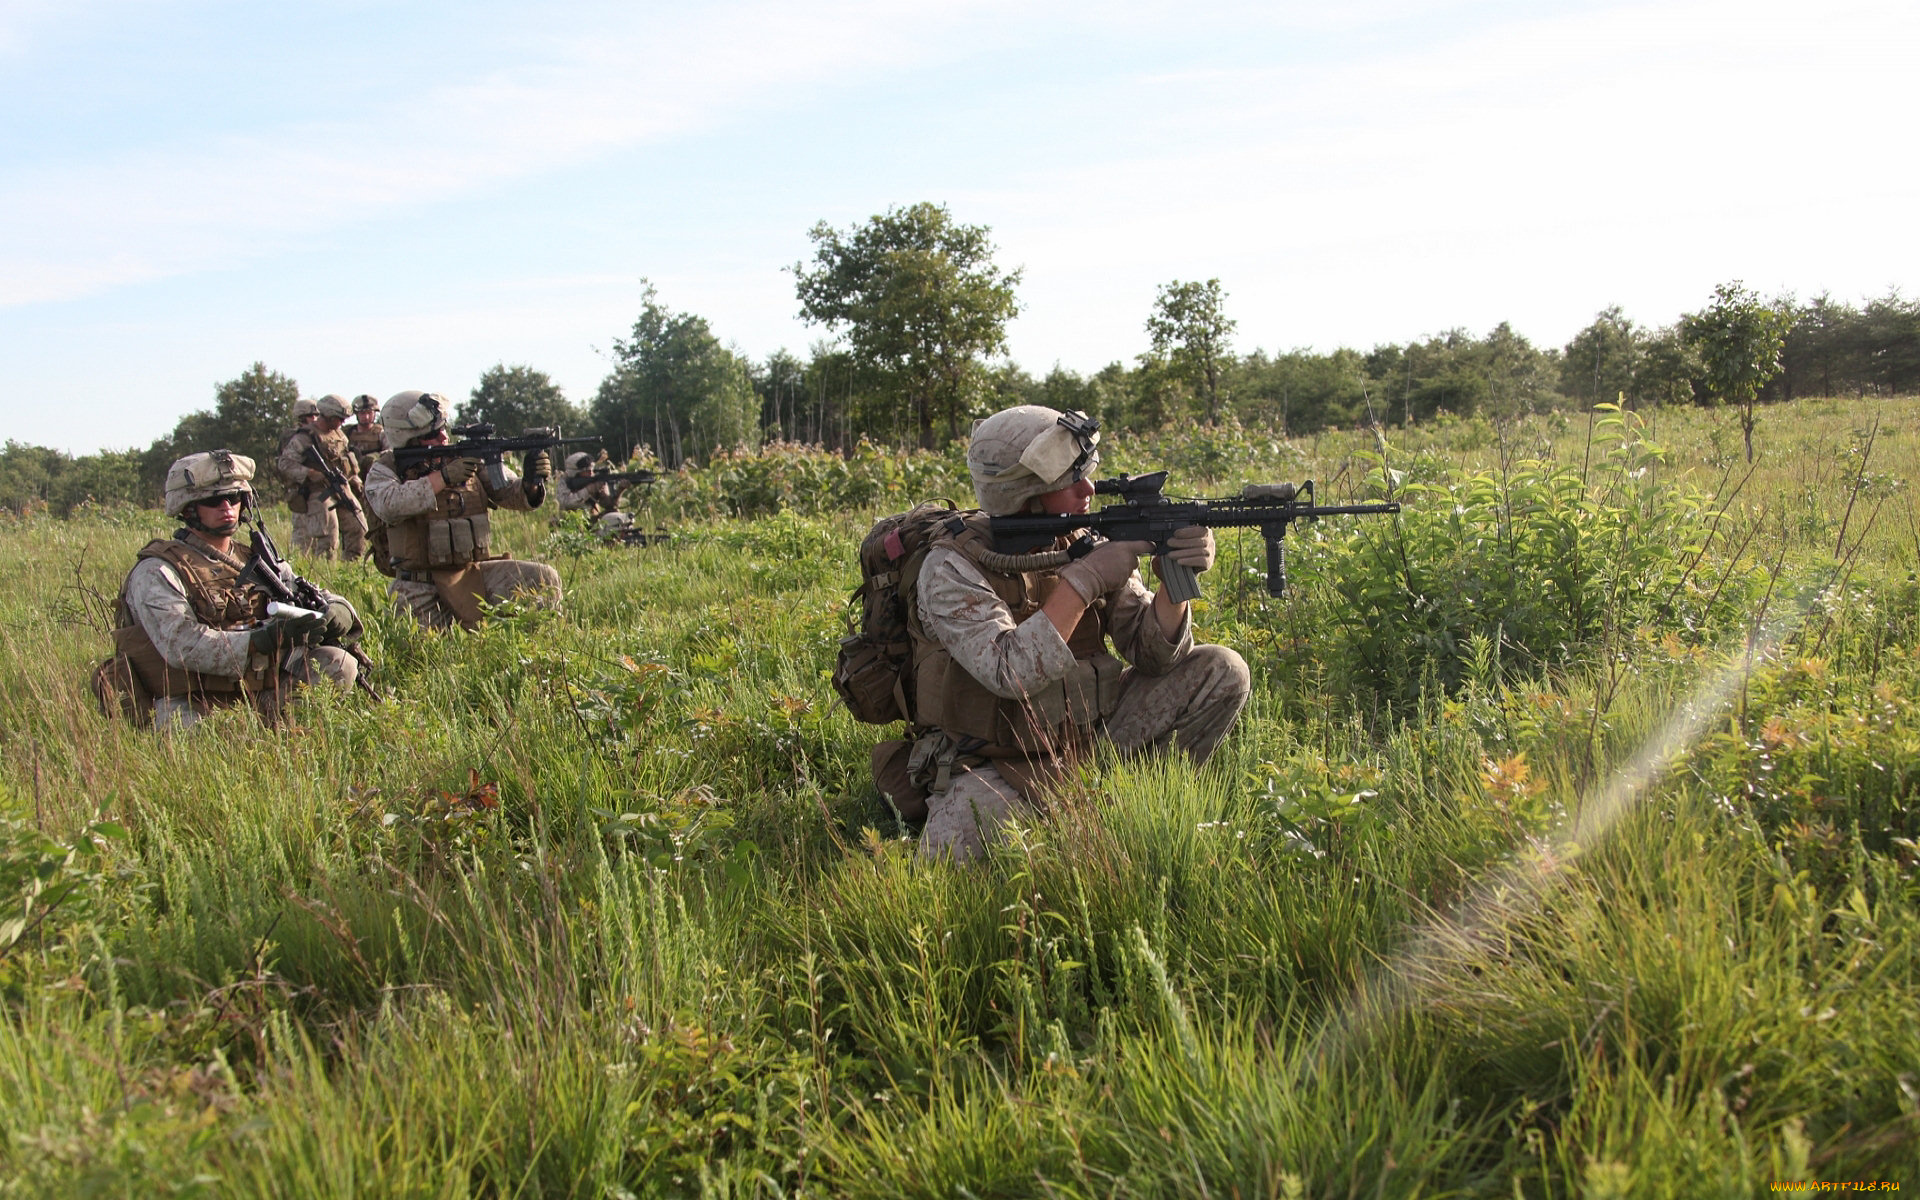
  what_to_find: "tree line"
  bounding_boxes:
[6,201,1918,514]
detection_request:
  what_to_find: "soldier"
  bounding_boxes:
[362,389,562,630]
[94,450,362,731]
[553,451,619,518]
[276,393,366,559]
[345,393,387,475]
[909,405,1250,862]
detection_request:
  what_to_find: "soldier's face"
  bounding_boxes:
[318,415,345,432]
[1028,477,1094,517]
[194,494,243,533]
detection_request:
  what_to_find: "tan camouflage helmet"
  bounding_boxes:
[380,390,452,447]
[163,450,256,517]
[315,393,352,420]
[565,451,594,474]
[351,393,379,414]
[292,397,320,421]
[966,405,1102,515]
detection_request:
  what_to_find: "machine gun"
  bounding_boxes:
[237,518,380,699]
[301,445,362,518]
[394,423,599,491]
[989,471,1400,602]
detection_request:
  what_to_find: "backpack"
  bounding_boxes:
[831,501,962,726]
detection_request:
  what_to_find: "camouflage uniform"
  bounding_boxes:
[912,538,1248,861]
[363,390,562,631]
[554,452,616,517]
[276,399,365,559]
[346,418,388,476]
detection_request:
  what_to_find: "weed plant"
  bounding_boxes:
[0,396,1915,1195]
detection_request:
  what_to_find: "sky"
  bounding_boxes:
[3,0,1916,454]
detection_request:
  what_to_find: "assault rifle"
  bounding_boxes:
[301,445,362,518]
[989,471,1400,602]
[567,469,658,492]
[394,423,599,491]
[237,518,381,699]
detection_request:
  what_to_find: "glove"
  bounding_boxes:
[324,598,357,641]
[248,612,327,655]
[1159,526,1216,575]
[440,456,483,487]
[1056,539,1152,605]
[523,449,552,486]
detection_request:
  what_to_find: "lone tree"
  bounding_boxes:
[1682,281,1792,462]
[1560,305,1643,408]
[1146,279,1236,425]
[794,202,1021,449]
[590,281,758,466]
[458,364,581,433]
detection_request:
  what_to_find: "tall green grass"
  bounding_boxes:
[0,396,1915,1195]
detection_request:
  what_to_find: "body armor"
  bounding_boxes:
[375,451,495,570]
[346,421,385,471]
[111,536,265,700]
[909,514,1123,762]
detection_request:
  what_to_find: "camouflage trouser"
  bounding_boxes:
[151,646,359,733]
[919,643,1251,862]
[292,502,366,560]
[388,559,563,631]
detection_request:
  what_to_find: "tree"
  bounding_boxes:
[794,202,1021,449]
[1682,281,1793,462]
[1145,279,1236,425]
[145,362,300,492]
[1560,306,1643,408]
[1633,326,1701,408]
[457,364,582,432]
[590,282,759,466]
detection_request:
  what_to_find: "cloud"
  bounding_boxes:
[0,0,1022,307]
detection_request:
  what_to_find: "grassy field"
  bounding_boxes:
[1,396,1916,1197]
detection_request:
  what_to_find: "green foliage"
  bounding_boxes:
[795,202,1021,448]
[1684,280,1795,461]
[148,362,301,491]
[593,280,761,467]
[457,362,582,433]
[1146,278,1237,425]
[0,394,1917,1193]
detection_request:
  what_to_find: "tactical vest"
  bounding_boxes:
[346,422,385,470]
[376,451,495,571]
[908,514,1123,761]
[111,535,265,699]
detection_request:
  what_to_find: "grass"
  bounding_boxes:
[0,395,1916,1196]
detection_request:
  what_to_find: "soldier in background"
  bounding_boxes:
[362,390,562,630]
[346,394,387,474]
[277,394,365,559]
[553,451,619,518]
[93,451,361,731]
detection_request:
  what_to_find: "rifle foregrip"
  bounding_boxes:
[1159,558,1202,604]
[1266,534,1287,597]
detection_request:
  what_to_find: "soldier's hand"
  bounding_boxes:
[1057,539,1152,604]
[523,449,553,486]
[440,456,483,487]
[323,598,357,641]
[305,468,326,482]
[1160,526,1216,575]
[248,612,327,655]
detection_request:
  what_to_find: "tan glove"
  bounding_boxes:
[1159,526,1216,575]
[440,456,483,487]
[1056,539,1152,604]
[523,449,553,486]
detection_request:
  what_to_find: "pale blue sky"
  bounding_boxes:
[4,0,1915,453]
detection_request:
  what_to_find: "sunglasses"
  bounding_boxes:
[198,492,247,507]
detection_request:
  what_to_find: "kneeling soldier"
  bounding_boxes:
[912,405,1251,862]
[362,390,562,630]
[99,450,362,731]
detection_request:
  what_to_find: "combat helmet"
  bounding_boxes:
[966,405,1101,516]
[163,450,256,518]
[380,390,451,447]
[352,393,379,415]
[292,397,320,421]
[565,451,594,474]
[315,393,351,420]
